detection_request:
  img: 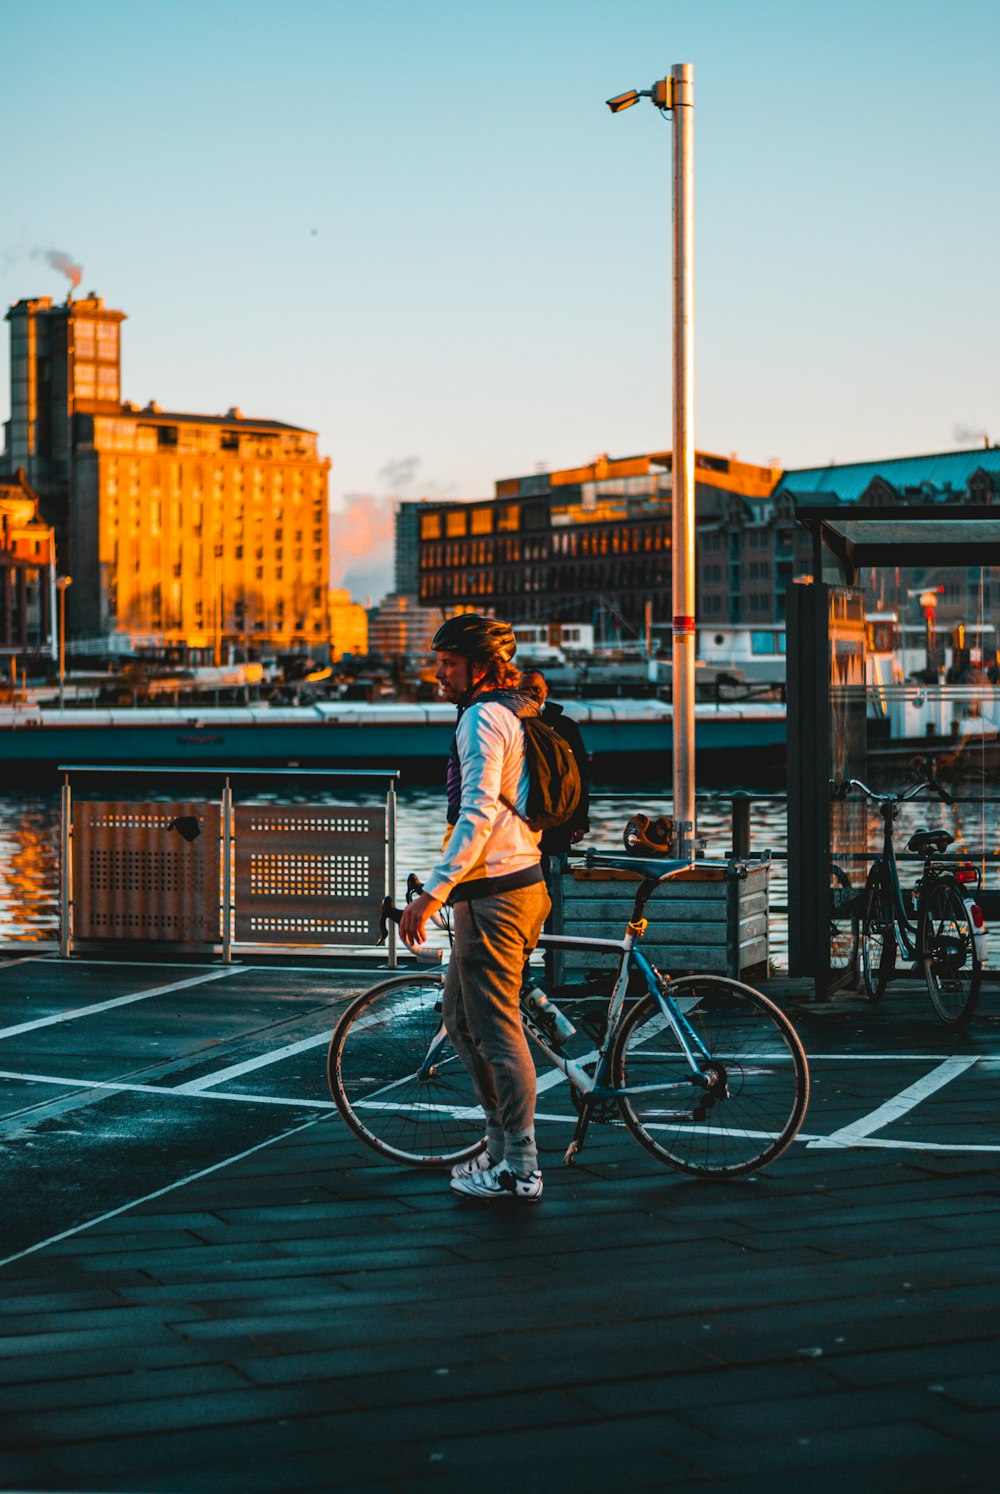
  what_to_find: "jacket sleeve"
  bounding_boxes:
[423,705,516,902]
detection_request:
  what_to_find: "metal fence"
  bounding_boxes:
[60,765,398,964]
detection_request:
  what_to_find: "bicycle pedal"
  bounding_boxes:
[563,1140,579,1166]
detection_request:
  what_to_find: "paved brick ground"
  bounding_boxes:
[2,958,1000,1492]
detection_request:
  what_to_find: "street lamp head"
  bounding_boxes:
[57,575,72,591]
[606,79,673,115]
[606,89,640,114]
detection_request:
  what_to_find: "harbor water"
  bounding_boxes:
[0,783,791,964]
[7,775,1000,975]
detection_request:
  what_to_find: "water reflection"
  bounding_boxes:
[0,784,790,959]
[0,792,62,942]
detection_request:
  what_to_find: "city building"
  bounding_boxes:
[3,293,332,655]
[777,446,1000,634]
[367,592,440,662]
[393,500,423,596]
[416,449,783,638]
[0,469,56,661]
[328,587,368,659]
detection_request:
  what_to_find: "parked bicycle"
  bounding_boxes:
[327,852,810,1180]
[848,778,988,1027]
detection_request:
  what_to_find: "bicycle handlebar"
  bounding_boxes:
[840,777,954,807]
[377,874,446,946]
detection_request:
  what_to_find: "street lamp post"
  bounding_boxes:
[56,575,72,710]
[607,64,697,859]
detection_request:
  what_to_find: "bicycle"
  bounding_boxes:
[830,862,860,985]
[327,853,810,1180]
[847,777,988,1027]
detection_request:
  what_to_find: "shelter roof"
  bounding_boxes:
[776,446,1000,505]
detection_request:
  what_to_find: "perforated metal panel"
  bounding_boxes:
[72,801,222,942]
[233,803,385,944]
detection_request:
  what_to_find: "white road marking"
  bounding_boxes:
[9,956,405,977]
[0,956,44,969]
[808,1056,979,1149]
[0,968,239,1041]
[0,1114,328,1270]
[807,1135,1000,1153]
[172,1029,334,1093]
[0,1068,336,1109]
[805,1052,1000,1062]
[535,1048,599,1093]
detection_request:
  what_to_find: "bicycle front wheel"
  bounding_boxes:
[328,972,487,1168]
[921,875,981,1028]
[611,975,810,1178]
[861,866,895,1003]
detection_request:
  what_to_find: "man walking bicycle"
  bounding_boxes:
[399,615,550,1202]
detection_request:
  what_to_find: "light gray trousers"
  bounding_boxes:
[441,881,550,1176]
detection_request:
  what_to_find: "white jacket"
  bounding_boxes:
[424,699,542,903]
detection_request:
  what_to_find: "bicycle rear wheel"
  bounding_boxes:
[328,972,487,1168]
[610,975,809,1178]
[921,875,981,1028]
[861,866,895,1002]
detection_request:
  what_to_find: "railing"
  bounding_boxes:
[59,765,398,965]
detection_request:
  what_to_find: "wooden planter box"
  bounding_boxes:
[549,857,769,983]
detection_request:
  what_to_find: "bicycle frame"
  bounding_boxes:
[413,922,715,1116]
[527,934,715,1097]
[872,804,921,962]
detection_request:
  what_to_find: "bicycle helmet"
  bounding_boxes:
[623,812,674,856]
[431,614,517,664]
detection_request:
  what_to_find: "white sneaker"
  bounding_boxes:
[450,1161,543,1203]
[450,1148,497,1180]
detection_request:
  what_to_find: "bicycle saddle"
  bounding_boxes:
[907,828,954,855]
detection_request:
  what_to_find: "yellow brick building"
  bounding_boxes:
[4,294,331,656]
[328,587,368,659]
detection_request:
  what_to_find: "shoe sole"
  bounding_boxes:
[449,1184,543,1203]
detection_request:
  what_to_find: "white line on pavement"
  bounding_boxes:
[0,968,239,1041]
[807,1055,979,1149]
[16,956,405,978]
[171,1029,334,1093]
[0,1114,329,1270]
[808,1134,1000,1153]
[0,1068,336,1109]
[805,1052,1000,1062]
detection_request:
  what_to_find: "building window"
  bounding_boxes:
[75,322,96,358]
[74,363,96,398]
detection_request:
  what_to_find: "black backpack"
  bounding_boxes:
[501,714,582,833]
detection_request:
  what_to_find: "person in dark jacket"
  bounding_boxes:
[519,669,590,853]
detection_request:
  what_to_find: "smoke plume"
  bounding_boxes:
[954,421,990,447]
[33,248,83,292]
[378,455,420,492]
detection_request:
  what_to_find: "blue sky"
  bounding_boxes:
[2,0,998,599]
